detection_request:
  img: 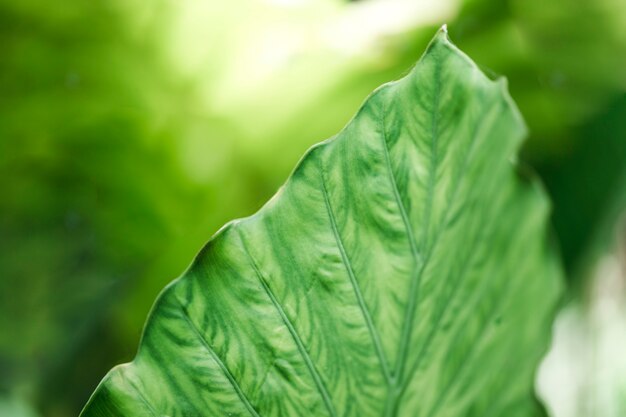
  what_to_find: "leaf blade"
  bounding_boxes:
[81,27,562,417]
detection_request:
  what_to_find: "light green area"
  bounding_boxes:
[0,396,40,417]
[80,29,563,417]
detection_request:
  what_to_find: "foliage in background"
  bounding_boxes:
[0,0,624,416]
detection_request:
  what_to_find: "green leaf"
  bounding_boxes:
[81,27,562,417]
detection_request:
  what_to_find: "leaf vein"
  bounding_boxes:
[238,229,338,417]
[424,258,530,417]
[176,299,262,417]
[122,368,160,417]
[400,96,505,395]
[318,156,393,384]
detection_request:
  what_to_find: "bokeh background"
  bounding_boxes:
[0,0,625,416]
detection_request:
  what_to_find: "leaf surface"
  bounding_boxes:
[81,27,562,417]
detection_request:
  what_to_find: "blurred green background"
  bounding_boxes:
[0,0,624,416]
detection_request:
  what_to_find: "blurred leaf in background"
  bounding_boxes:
[0,0,625,416]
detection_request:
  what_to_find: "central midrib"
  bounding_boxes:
[380,60,441,416]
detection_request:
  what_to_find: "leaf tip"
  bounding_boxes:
[420,24,453,60]
[433,23,451,45]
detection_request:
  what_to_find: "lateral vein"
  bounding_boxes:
[176,300,261,417]
[318,158,393,384]
[238,230,338,417]
[378,85,427,388]
[121,367,159,417]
